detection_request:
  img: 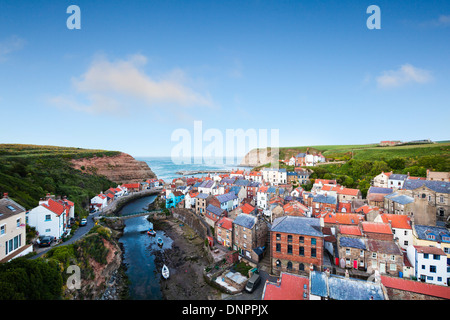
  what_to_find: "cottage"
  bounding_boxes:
[27,196,74,240]
[388,173,408,189]
[204,204,226,228]
[216,192,239,212]
[375,213,412,250]
[367,186,393,207]
[216,217,233,248]
[366,239,403,277]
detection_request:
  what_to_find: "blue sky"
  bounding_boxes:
[0,0,449,158]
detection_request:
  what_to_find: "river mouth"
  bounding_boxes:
[118,195,173,300]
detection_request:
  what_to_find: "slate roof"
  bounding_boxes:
[403,179,450,194]
[216,192,238,203]
[384,192,414,205]
[0,197,26,221]
[312,194,337,205]
[199,180,214,188]
[389,174,408,181]
[234,179,249,187]
[367,239,402,255]
[206,204,225,216]
[368,186,394,194]
[310,271,384,300]
[271,216,323,237]
[414,225,450,243]
[339,237,366,250]
[233,213,257,229]
[195,193,209,199]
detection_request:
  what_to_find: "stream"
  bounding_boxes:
[118,194,173,300]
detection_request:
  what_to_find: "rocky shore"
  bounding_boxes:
[151,217,221,300]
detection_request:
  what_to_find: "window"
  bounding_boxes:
[390,255,396,261]
[299,246,304,256]
[311,248,317,258]
[0,224,5,235]
[404,230,408,236]
[287,235,293,242]
[287,245,292,254]
[299,236,304,243]
[276,260,281,267]
[287,262,293,270]
[311,238,316,246]
[360,250,364,257]
[276,233,281,241]
[276,243,281,252]
[299,263,304,271]
[424,253,429,259]
[372,252,377,259]
[430,266,437,273]
[390,264,397,271]
[346,248,351,255]
[433,254,440,260]
[45,214,51,221]
[16,218,21,228]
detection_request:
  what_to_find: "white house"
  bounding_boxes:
[27,197,73,239]
[90,193,108,211]
[375,213,413,250]
[388,174,409,190]
[288,156,296,166]
[257,186,269,210]
[406,245,449,286]
[373,171,393,188]
[261,168,287,185]
[198,180,216,195]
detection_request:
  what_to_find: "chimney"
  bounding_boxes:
[3,193,8,199]
[345,269,349,278]
[325,268,330,277]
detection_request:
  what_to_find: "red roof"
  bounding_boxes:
[362,222,392,234]
[355,205,379,214]
[240,203,255,214]
[122,183,140,189]
[323,212,363,225]
[339,225,362,236]
[263,273,309,300]
[332,186,360,196]
[216,217,233,230]
[380,214,412,229]
[413,245,446,256]
[41,198,65,216]
[381,276,450,300]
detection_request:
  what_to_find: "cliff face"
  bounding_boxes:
[239,148,278,167]
[70,152,156,184]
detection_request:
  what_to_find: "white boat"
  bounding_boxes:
[157,237,163,246]
[162,264,169,279]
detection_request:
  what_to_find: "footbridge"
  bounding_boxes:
[98,210,163,220]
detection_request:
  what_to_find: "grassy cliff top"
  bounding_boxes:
[0,144,121,159]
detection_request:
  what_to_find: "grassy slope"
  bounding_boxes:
[0,144,120,216]
[279,142,450,161]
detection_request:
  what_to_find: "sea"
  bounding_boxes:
[136,156,248,182]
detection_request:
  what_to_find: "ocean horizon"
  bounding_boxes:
[137,156,248,182]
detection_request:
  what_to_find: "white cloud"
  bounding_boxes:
[0,35,26,61]
[376,64,433,89]
[50,54,215,115]
[420,14,450,28]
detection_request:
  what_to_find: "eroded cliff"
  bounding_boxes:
[70,152,156,184]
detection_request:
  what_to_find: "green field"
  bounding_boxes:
[279,142,450,162]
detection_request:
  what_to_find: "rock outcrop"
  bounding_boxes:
[70,152,157,184]
[239,148,279,167]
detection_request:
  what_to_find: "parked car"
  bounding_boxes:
[245,273,261,293]
[38,235,54,247]
[80,218,87,226]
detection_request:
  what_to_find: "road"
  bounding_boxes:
[31,211,100,259]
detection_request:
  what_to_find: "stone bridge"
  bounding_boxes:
[98,210,163,220]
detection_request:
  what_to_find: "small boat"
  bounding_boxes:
[147,228,156,236]
[157,237,163,246]
[162,264,169,279]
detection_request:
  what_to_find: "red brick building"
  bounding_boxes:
[270,216,324,276]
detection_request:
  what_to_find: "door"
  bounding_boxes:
[380,262,386,274]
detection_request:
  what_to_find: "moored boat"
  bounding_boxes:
[157,237,163,246]
[162,264,169,279]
